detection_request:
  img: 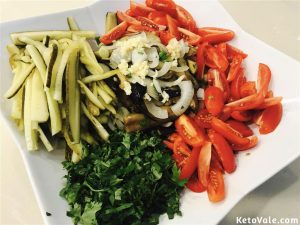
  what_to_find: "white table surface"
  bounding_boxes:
[0,1,299,225]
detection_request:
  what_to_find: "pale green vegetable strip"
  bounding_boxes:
[11,30,96,45]
[26,45,47,83]
[4,63,35,99]
[6,44,20,56]
[81,69,119,83]
[37,126,53,152]
[86,83,100,116]
[54,41,80,102]
[67,16,79,31]
[66,51,81,143]
[96,83,112,104]
[99,81,116,99]
[81,102,109,141]
[105,12,117,33]
[63,128,83,160]
[49,40,62,95]
[24,72,38,151]
[81,130,98,145]
[11,85,24,120]
[17,118,24,132]
[97,94,116,115]
[78,80,105,110]
[31,69,49,122]
[18,36,47,55]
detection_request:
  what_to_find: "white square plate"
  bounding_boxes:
[1,0,300,224]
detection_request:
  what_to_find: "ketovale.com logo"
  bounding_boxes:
[236,216,299,224]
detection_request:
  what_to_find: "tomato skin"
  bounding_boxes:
[148,11,168,26]
[100,21,128,44]
[179,147,201,180]
[232,135,258,151]
[194,109,213,128]
[258,103,283,134]
[227,55,243,82]
[207,160,225,202]
[198,142,212,187]
[136,16,165,30]
[205,46,229,72]
[127,24,158,34]
[196,42,209,79]
[256,96,283,109]
[257,63,272,97]
[130,1,155,17]
[178,27,201,45]
[230,68,245,101]
[197,27,235,44]
[159,30,175,45]
[216,42,227,56]
[176,5,197,32]
[146,0,177,17]
[226,92,264,111]
[163,140,174,150]
[175,114,206,147]
[240,81,257,98]
[204,86,224,116]
[186,174,206,193]
[166,14,180,40]
[226,120,253,137]
[208,129,236,174]
[211,117,250,146]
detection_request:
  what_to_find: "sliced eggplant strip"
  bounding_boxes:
[105,12,117,33]
[81,102,109,141]
[49,40,62,94]
[11,85,24,120]
[66,51,81,143]
[45,43,58,88]
[77,80,105,110]
[81,69,119,83]
[99,81,116,99]
[96,84,113,104]
[67,16,79,31]
[11,30,96,45]
[81,129,98,145]
[18,36,47,55]
[63,127,83,160]
[98,95,116,115]
[24,73,38,151]
[42,35,50,47]
[86,83,100,116]
[37,126,53,152]
[6,44,20,56]
[54,41,80,102]
[4,63,35,99]
[26,45,47,82]
[31,69,49,122]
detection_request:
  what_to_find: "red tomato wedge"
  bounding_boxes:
[146,0,177,17]
[257,63,272,97]
[216,42,227,56]
[163,140,174,150]
[178,27,201,45]
[226,92,264,111]
[186,174,206,193]
[166,14,180,40]
[130,1,155,17]
[232,135,258,151]
[117,11,140,25]
[256,103,283,134]
[230,68,245,101]
[208,129,236,173]
[148,11,167,26]
[256,96,283,109]
[194,109,213,129]
[197,27,235,44]
[226,120,254,137]
[173,138,191,157]
[205,46,229,72]
[196,42,208,79]
[100,21,128,44]
[226,44,248,61]
[179,147,201,180]
[240,81,257,98]
[211,117,250,146]
[137,16,166,30]
[204,86,224,116]
[207,160,225,202]
[175,114,206,147]
[227,55,243,82]
[198,142,212,187]
[127,24,158,33]
[230,110,253,122]
[159,30,175,45]
[176,5,197,32]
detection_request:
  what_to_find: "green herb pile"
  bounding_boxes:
[60,130,185,225]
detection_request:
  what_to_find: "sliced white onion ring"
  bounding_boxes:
[197,88,205,100]
[146,47,159,68]
[159,75,185,88]
[171,80,194,116]
[132,49,147,64]
[148,62,172,78]
[144,100,169,119]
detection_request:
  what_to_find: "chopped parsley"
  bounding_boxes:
[60,130,185,225]
[159,51,168,61]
